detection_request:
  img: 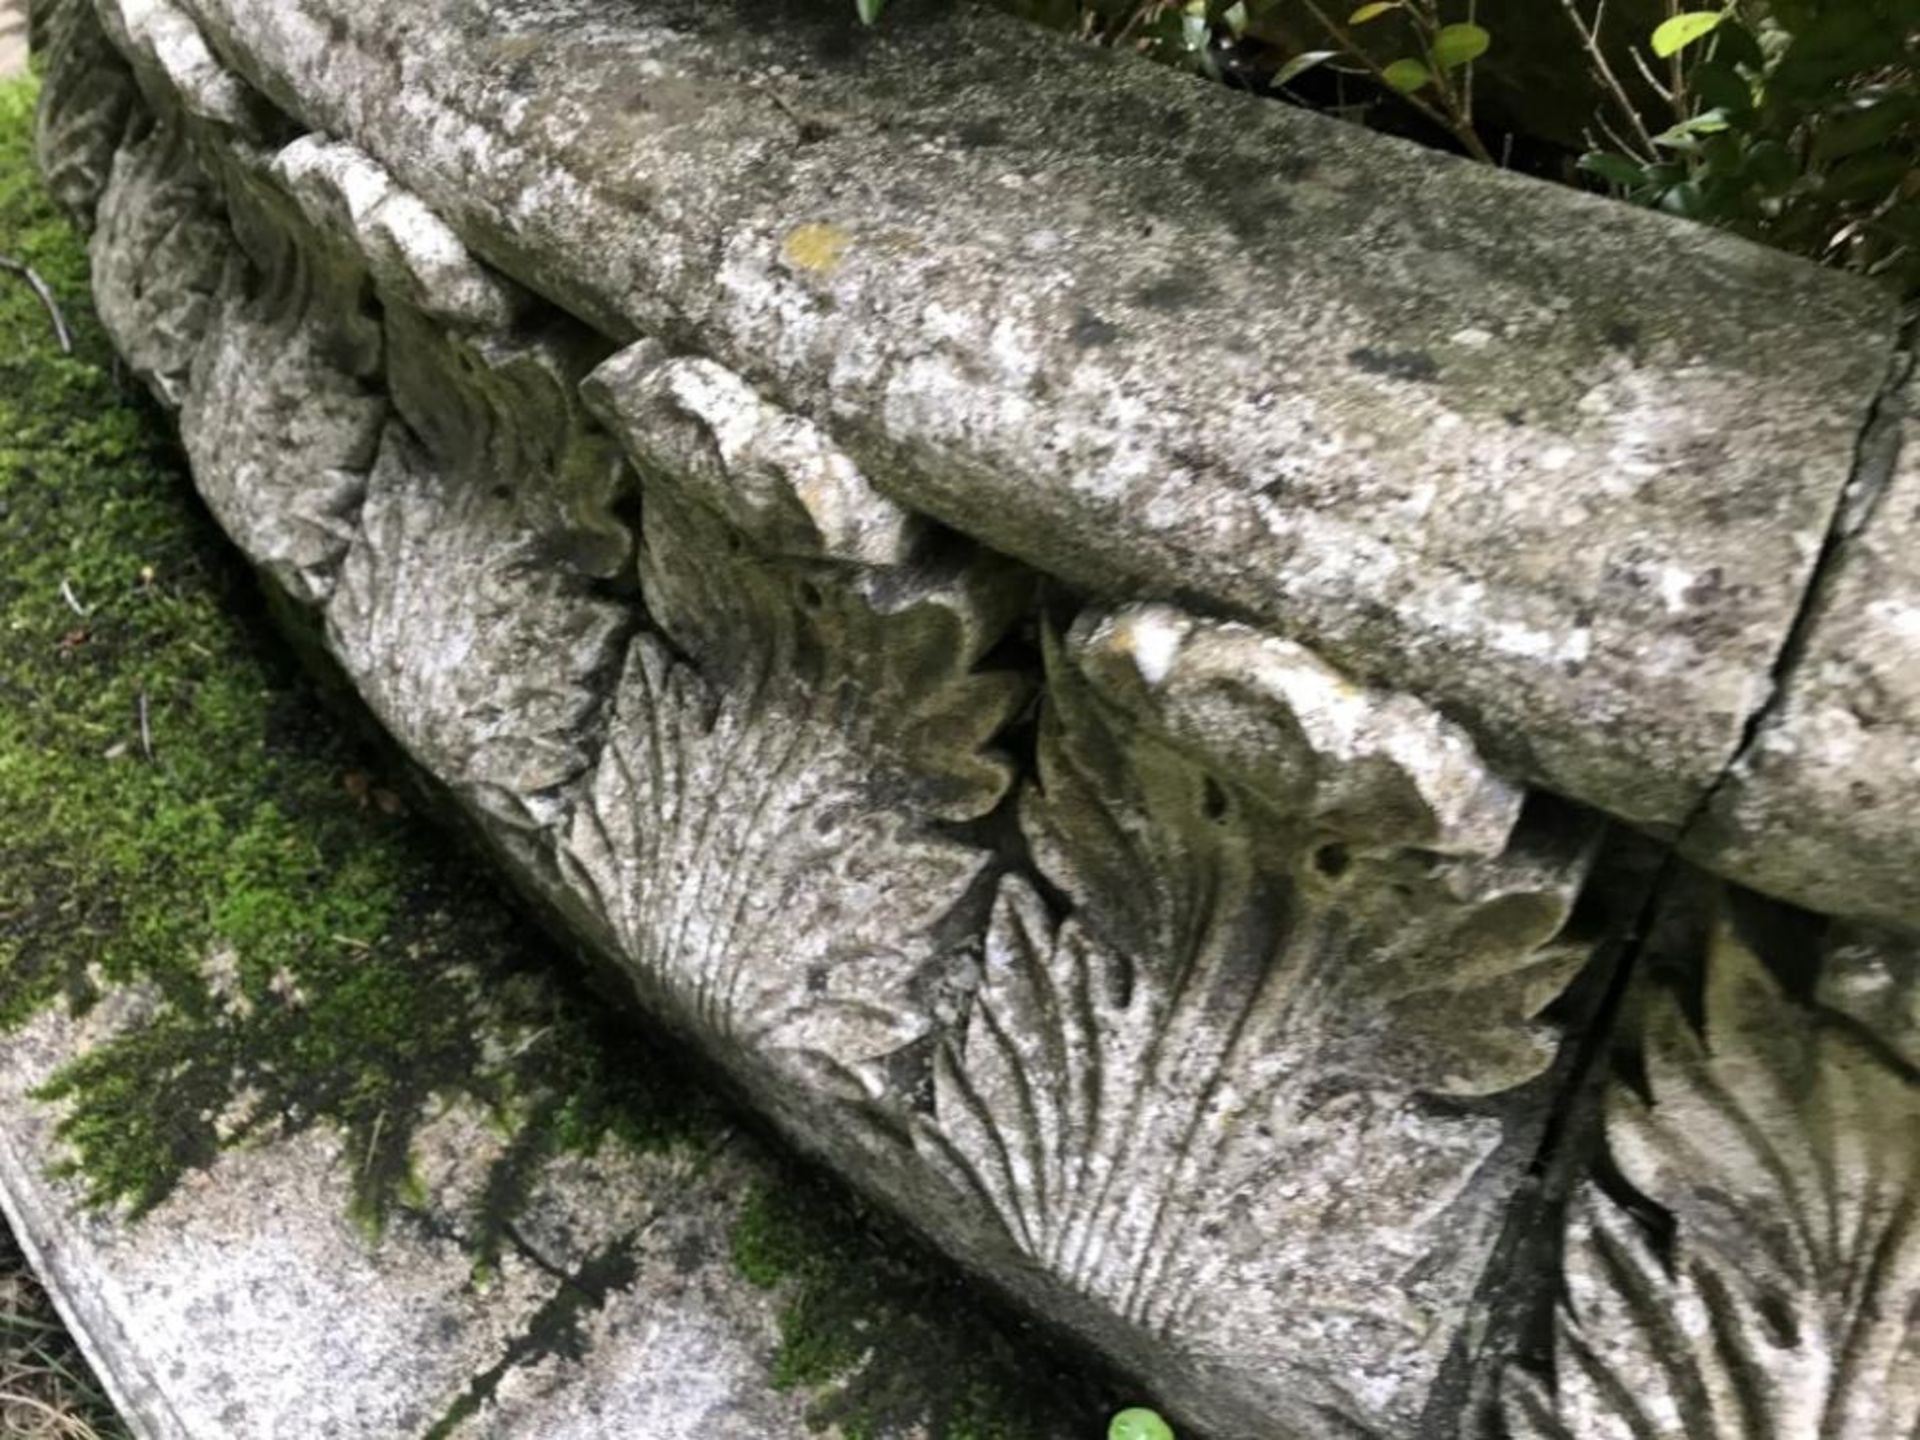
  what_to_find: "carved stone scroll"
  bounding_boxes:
[555,342,1028,1097]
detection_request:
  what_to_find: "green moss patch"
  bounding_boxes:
[0,65,710,1232]
[0,71,1114,1436]
[733,1168,1114,1438]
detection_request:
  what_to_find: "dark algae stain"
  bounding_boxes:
[1069,306,1121,348]
[1132,273,1213,312]
[0,76,1113,1436]
[1348,344,1442,382]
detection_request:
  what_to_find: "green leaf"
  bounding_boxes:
[1650,11,1726,58]
[1274,49,1339,85]
[855,0,886,24]
[1110,1410,1176,1440]
[1430,22,1491,69]
[1348,1,1400,22]
[1659,180,1707,217]
[1710,19,1765,70]
[1579,152,1647,187]
[1652,108,1732,147]
[1382,57,1431,92]
[1743,139,1796,193]
[1822,150,1912,202]
[1771,9,1904,103]
[1224,0,1249,36]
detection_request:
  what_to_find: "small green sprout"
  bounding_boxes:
[1109,1406,1176,1440]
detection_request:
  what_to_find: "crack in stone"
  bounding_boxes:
[1465,307,1920,1438]
[1678,308,1920,855]
[1420,824,1668,1438]
[418,1131,739,1439]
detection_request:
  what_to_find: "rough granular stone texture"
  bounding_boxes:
[0,998,819,1440]
[27,0,1920,1436]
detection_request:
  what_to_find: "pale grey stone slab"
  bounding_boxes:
[156,0,1895,836]
[27,3,1645,1432]
[0,996,824,1440]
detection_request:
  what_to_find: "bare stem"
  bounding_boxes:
[1556,0,1660,159]
[0,256,73,355]
[1629,44,1675,108]
[1665,0,1688,117]
[1463,0,1479,120]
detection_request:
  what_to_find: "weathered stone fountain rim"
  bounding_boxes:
[135,0,1919,933]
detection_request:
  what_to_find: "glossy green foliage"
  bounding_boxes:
[1580,0,1920,294]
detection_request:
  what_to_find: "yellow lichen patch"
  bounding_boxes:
[782,222,852,275]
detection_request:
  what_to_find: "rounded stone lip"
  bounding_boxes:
[163,0,1900,855]
[39,4,1920,1437]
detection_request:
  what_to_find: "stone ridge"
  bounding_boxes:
[39,0,1624,1430]
[1682,330,1920,931]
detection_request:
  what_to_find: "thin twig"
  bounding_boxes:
[1630,44,1676,108]
[136,691,152,761]
[1597,112,1645,163]
[1665,0,1687,118]
[0,256,74,355]
[0,1387,104,1440]
[1299,0,1496,163]
[1464,0,1479,121]
[58,580,88,618]
[1110,0,1164,51]
[361,1108,386,1176]
[1557,0,1660,158]
[507,1025,553,1060]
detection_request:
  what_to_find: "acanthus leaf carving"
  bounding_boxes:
[31,0,139,227]
[918,602,1600,1433]
[557,347,1029,1098]
[325,306,633,831]
[182,137,388,603]
[1504,919,1920,1440]
[86,97,230,408]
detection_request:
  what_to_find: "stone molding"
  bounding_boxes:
[29,0,1920,1435]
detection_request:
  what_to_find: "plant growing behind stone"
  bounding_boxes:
[862,0,1920,295]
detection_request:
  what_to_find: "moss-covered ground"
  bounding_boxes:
[0,72,1115,1438]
